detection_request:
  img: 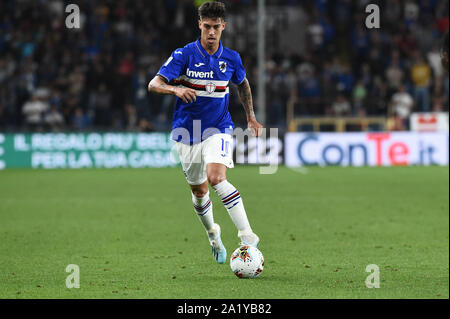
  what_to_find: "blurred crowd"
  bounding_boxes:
[262,0,449,130]
[0,0,448,133]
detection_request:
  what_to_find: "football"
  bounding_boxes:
[230,245,264,278]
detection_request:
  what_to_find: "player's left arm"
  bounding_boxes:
[237,78,263,137]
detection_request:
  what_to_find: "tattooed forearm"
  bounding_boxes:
[148,75,176,95]
[237,78,255,119]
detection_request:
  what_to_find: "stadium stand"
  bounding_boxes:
[0,0,448,132]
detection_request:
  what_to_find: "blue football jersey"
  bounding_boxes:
[157,38,246,145]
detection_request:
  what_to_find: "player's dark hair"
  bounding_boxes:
[198,1,226,21]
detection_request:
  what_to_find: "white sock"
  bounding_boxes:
[212,180,252,234]
[192,191,214,232]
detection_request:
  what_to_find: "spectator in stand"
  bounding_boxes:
[124,103,139,131]
[385,53,404,94]
[330,93,351,116]
[89,83,112,128]
[410,51,432,112]
[404,0,420,27]
[352,81,367,116]
[138,118,155,132]
[427,42,445,79]
[389,85,414,131]
[431,78,447,112]
[320,66,338,113]
[351,26,370,69]
[358,63,373,92]
[71,107,91,131]
[22,93,49,132]
[383,0,402,30]
[44,105,65,131]
[306,15,324,54]
[396,30,418,59]
[367,79,389,116]
[68,66,85,99]
[367,47,385,79]
[334,64,354,95]
[319,15,335,52]
[133,68,153,126]
[296,64,321,115]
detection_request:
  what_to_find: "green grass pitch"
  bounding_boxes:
[0,166,448,299]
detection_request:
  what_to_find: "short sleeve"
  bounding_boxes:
[231,52,246,85]
[157,48,186,82]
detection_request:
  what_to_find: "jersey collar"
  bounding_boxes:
[195,38,223,59]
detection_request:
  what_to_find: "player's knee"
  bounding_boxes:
[208,174,226,186]
[192,189,208,198]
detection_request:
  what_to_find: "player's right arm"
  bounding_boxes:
[148,75,197,103]
[148,48,197,103]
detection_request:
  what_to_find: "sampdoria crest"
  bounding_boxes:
[219,61,227,73]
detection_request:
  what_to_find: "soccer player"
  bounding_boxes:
[148,1,262,264]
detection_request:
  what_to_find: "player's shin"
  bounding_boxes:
[192,191,214,232]
[212,180,258,245]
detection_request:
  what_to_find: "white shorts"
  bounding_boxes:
[176,133,234,185]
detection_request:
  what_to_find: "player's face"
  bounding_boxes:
[198,18,226,48]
